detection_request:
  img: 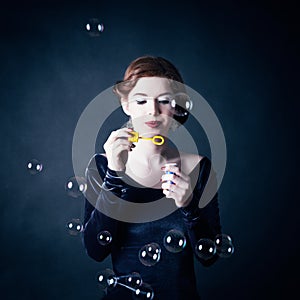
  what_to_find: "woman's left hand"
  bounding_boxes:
[161,165,193,208]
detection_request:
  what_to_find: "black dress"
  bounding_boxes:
[82,154,221,300]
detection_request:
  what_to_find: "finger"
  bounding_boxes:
[164,167,189,182]
[161,173,191,188]
[108,128,133,143]
[162,188,175,198]
[162,176,191,194]
[161,173,179,184]
[175,170,189,182]
[161,165,179,173]
[161,182,176,191]
[111,143,132,156]
[163,188,187,207]
[112,138,132,147]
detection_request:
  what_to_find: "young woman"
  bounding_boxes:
[82,56,222,299]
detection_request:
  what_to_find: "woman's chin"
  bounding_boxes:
[141,129,166,137]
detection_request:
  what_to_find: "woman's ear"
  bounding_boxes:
[121,99,130,116]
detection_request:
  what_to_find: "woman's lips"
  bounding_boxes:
[145,121,161,128]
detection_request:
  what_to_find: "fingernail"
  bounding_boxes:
[161,166,165,170]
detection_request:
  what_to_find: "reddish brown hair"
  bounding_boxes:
[113,55,189,125]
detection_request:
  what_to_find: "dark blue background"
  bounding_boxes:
[1,0,298,299]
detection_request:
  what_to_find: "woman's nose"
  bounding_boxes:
[147,99,160,116]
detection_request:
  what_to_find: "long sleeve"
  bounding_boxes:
[180,157,222,266]
[82,154,122,262]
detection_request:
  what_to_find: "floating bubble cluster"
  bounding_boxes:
[93,232,234,298]
[66,218,83,236]
[97,230,112,246]
[65,176,87,198]
[85,18,104,37]
[27,159,43,175]
[96,269,152,298]
[195,233,234,260]
[138,243,161,267]
[163,229,186,253]
[214,234,234,258]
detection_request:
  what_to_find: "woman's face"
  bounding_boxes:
[124,77,175,136]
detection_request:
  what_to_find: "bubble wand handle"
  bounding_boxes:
[128,131,164,145]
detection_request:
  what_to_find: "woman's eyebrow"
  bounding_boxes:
[132,92,148,96]
[132,92,172,97]
[157,92,172,97]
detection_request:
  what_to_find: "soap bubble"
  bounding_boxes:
[65,176,87,198]
[172,92,193,117]
[85,18,104,37]
[163,229,186,253]
[66,218,83,236]
[138,243,161,267]
[97,230,112,246]
[195,238,216,260]
[96,268,117,290]
[27,159,43,175]
[214,234,234,258]
[125,272,143,289]
[132,283,154,300]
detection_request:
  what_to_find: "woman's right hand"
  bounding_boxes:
[103,128,134,171]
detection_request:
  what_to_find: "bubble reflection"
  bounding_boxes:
[85,18,104,37]
[65,176,87,198]
[195,238,216,260]
[125,272,143,289]
[215,234,234,258]
[27,159,43,175]
[66,218,83,236]
[163,229,186,253]
[96,268,117,290]
[132,283,154,300]
[97,230,112,246]
[138,243,161,267]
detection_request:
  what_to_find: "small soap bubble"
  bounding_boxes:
[97,230,112,246]
[195,238,216,260]
[27,159,43,175]
[96,268,117,290]
[65,176,87,198]
[85,18,104,37]
[132,283,154,300]
[66,218,83,236]
[172,93,193,117]
[215,234,234,258]
[125,272,143,289]
[163,229,186,253]
[138,243,161,267]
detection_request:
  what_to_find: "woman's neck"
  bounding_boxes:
[128,139,167,166]
[125,140,168,188]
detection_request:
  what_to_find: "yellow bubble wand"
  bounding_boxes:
[128,131,164,146]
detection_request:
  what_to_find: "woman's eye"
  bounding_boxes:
[135,99,147,105]
[158,99,171,105]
